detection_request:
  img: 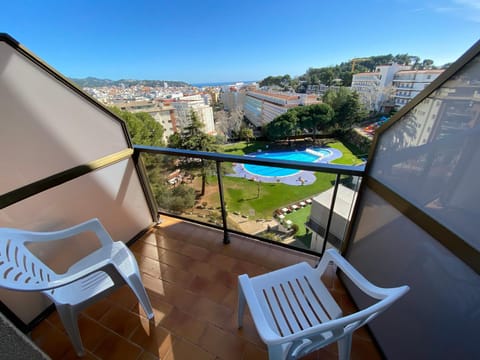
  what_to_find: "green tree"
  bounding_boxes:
[299,103,334,141]
[239,126,255,142]
[323,88,367,130]
[167,110,218,196]
[264,110,297,141]
[109,107,164,147]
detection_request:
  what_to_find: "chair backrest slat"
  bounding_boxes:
[0,230,57,291]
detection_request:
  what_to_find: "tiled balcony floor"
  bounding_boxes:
[31,216,382,360]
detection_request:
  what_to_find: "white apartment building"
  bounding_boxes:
[221,88,246,112]
[171,94,216,135]
[117,101,178,142]
[351,63,411,112]
[244,90,319,128]
[393,69,444,109]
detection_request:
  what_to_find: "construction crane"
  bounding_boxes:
[351,57,370,72]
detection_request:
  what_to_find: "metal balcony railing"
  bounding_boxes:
[134,145,365,256]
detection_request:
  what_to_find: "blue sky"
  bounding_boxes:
[1,0,478,83]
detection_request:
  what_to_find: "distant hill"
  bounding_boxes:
[70,77,190,88]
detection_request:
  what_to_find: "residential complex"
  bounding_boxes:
[392,69,444,109]
[351,63,411,112]
[351,63,444,112]
[244,90,320,128]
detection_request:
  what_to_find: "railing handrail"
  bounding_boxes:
[134,145,366,176]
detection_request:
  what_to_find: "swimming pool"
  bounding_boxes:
[243,148,331,177]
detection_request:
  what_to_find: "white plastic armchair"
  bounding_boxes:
[238,249,409,360]
[0,218,154,357]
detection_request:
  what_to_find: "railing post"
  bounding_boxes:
[321,174,341,255]
[216,161,230,244]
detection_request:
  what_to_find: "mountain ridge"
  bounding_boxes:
[70,77,190,88]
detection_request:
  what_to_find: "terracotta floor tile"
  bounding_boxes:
[131,241,162,261]
[159,248,192,269]
[139,255,163,278]
[160,307,208,344]
[221,288,238,310]
[138,350,160,360]
[187,259,222,279]
[186,297,233,329]
[130,321,174,358]
[83,297,113,320]
[31,320,74,359]
[165,337,215,360]
[30,219,382,360]
[159,262,196,285]
[106,285,141,311]
[99,304,142,338]
[212,268,237,289]
[230,260,268,277]
[181,242,211,261]
[226,310,264,347]
[188,275,231,304]
[242,342,268,360]
[206,252,239,272]
[93,330,142,360]
[199,324,246,360]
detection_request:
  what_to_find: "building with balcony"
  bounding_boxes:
[116,101,178,142]
[170,94,216,135]
[393,69,444,110]
[244,90,319,128]
[351,63,411,112]
[1,33,480,360]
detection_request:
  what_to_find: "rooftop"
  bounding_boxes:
[30,216,381,360]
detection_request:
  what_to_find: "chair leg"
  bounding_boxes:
[268,344,284,360]
[337,333,352,360]
[238,286,246,328]
[126,274,154,319]
[56,305,85,357]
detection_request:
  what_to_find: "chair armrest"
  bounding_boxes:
[317,249,408,300]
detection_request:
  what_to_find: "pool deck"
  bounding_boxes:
[229,147,343,185]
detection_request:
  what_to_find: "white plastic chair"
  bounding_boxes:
[0,218,154,357]
[238,249,409,360]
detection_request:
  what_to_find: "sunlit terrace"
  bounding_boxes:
[30,216,381,359]
[1,33,479,360]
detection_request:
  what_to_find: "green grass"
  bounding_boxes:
[221,141,270,155]
[206,139,360,220]
[284,206,311,236]
[211,173,335,219]
[323,140,363,165]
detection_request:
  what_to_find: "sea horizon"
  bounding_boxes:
[191,80,256,88]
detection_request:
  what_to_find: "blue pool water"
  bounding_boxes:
[244,148,331,177]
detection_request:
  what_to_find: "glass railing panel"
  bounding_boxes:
[137,146,364,255]
[140,152,223,227]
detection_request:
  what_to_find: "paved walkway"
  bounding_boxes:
[228,147,343,186]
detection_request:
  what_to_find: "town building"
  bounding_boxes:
[244,90,320,128]
[116,101,178,142]
[171,94,216,135]
[351,63,411,112]
[392,69,444,110]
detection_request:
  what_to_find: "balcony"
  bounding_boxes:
[29,216,381,359]
[2,34,480,360]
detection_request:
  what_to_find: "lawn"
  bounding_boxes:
[284,206,312,236]
[204,172,336,219]
[322,140,363,165]
[221,140,363,165]
[200,139,361,221]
